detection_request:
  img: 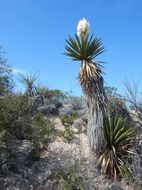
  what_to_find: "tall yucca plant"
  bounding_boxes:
[64,18,108,156]
[98,115,135,178]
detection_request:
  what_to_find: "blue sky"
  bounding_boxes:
[0,0,142,96]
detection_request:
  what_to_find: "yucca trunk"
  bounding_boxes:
[79,60,107,156]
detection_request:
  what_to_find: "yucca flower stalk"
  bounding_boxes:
[65,18,108,156]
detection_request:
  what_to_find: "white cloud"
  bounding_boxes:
[12,68,25,74]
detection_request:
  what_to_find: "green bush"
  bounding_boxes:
[0,93,54,164]
[59,112,78,126]
[0,48,13,96]
[108,96,130,118]
[67,96,84,111]
[0,93,35,139]
[70,111,78,120]
[31,113,54,145]
[51,165,84,190]
[60,128,74,142]
[37,87,64,98]
[29,113,54,160]
[0,132,10,175]
[105,86,130,119]
[98,115,135,179]
[59,115,74,126]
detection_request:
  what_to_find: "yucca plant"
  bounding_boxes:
[98,115,135,178]
[65,18,108,155]
[18,73,38,97]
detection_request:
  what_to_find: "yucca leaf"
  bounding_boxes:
[64,53,81,61]
[100,115,135,178]
[75,34,82,50]
[65,46,82,60]
[65,34,105,61]
[114,116,123,135]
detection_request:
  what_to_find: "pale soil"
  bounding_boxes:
[0,118,133,190]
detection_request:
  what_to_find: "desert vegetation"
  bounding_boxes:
[0,18,142,190]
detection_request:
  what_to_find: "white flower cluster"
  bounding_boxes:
[77,17,90,40]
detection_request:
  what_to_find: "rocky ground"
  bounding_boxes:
[0,118,134,190]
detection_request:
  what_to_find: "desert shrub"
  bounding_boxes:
[18,76,64,115]
[60,128,74,142]
[124,80,142,131]
[129,155,142,189]
[59,115,74,126]
[0,93,54,164]
[105,86,130,119]
[67,96,84,111]
[59,112,78,126]
[98,115,135,179]
[0,94,22,174]
[38,97,62,115]
[71,118,88,134]
[0,93,37,139]
[122,80,142,188]
[70,111,78,120]
[37,87,64,98]
[51,165,84,190]
[29,113,54,160]
[60,95,85,116]
[0,92,55,137]
[0,48,13,96]
[0,131,10,175]
[0,94,25,136]
[108,96,130,118]
[121,136,142,189]
[31,113,54,145]
[0,94,31,168]
[36,88,63,115]
[119,154,142,189]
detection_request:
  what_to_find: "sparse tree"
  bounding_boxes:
[124,80,142,127]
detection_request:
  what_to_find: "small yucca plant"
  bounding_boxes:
[18,73,38,97]
[98,115,135,178]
